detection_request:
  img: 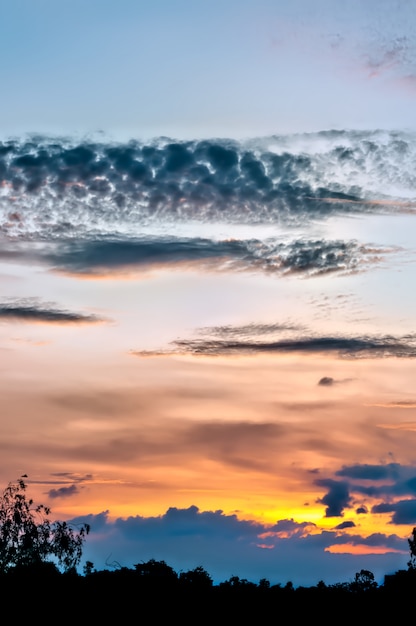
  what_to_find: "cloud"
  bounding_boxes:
[34,236,392,279]
[49,390,145,417]
[318,377,334,386]
[134,328,416,359]
[356,506,368,515]
[364,42,406,79]
[68,505,407,586]
[268,518,316,538]
[1,131,415,241]
[372,499,416,525]
[196,322,302,339]
[335,463,416,499]
[0,298,105,324]
[316,463,416,524]
[315,479,352,517]
[61,419,287,470]
[336,463,402,481]
[182,421,285,471]
[48,484,79,499]
[44,472,93,499]
[334,521,356,530]
[370,401,416,408]
[361,33,416,82]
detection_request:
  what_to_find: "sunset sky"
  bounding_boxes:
[1,0,416,586]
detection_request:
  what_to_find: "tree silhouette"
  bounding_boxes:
[408,527,416,569]
[134,558,178,581]
[0,476,89,573]
[349,569,378,592]
[179,565,213,588]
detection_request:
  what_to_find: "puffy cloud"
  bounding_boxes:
[315,479,352,517]
[69,505,407,586]
[318,377,334,386]
[371,499,416,525]
[317,463,416,524]
[269,518,316,538]
[356,506,368,515]
[334,521,356,530]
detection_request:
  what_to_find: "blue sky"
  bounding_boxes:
[1,0,415,139]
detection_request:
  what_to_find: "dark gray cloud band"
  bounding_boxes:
[27,236,393,278]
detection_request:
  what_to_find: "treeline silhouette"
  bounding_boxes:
[1,558,415,620]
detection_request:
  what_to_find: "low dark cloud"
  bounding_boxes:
[334,521,356,530]
[269,518,316,538]
[371,499,416,524]
[318,463,416,524]
[336,463,402,481]
[2,131,411,241]
[315,479,352,517]
[68,505,407,586]
[318,377,334,386]
[45,472,92,499]
[48,484,79,499]
[0,298,104,323]
[335,463,416,499]
[356,506,368,515]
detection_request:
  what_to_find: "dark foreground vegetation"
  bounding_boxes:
[1,477,414,620]
[1,561,415,620]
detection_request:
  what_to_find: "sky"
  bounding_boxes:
[1,0,416,586]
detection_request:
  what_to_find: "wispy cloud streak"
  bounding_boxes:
[133,327,416,359]
[0,298,104,323]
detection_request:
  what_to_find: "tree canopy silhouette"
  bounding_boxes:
[0,476,89,574]
[408,526,416,569]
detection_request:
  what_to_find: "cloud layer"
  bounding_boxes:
[68,505,407,586]
[1,130,415,240]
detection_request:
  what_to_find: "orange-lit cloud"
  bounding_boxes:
[326,543,406,555]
